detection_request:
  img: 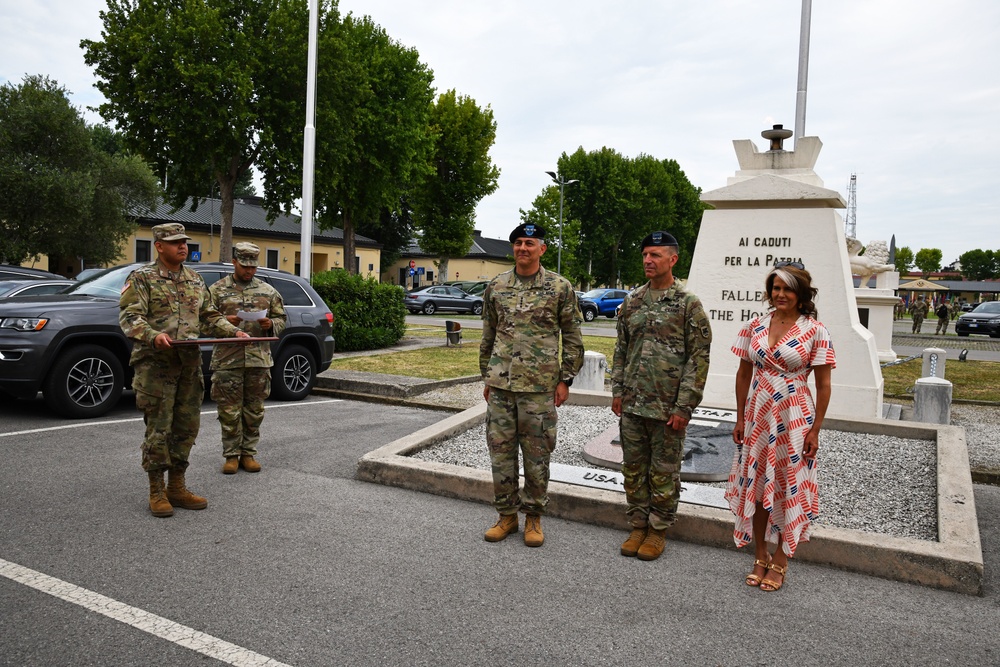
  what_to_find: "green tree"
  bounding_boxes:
[82,0,310,265]
[522,185,586,285]
[0,75,159,265]
[894,246,914,274]
[914,248,943,277]
[958,249,999,281]
[413,90,500,283]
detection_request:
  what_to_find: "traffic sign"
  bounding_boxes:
[409,268,415,276]
[417,267,425,275]
[409,260,416,269]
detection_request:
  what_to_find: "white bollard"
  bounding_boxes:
[913,376,952,424]
[921,347,947,378]
[574,351,607,392]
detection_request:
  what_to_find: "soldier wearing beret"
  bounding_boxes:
[209,242,287,474]
[480,223,584,547]
[120,223,249,518]
[611,231,712,560]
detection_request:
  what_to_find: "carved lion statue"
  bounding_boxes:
[847,238,895,288]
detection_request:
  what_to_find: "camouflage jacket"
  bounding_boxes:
[480,267,584,393]
[208,274,288,370]
[119,261,240,367]
[611,281,712,421]
[909,300,930,317]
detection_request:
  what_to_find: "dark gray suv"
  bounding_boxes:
[0,262,335,418]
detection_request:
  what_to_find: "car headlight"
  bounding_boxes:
[0,317,48,331]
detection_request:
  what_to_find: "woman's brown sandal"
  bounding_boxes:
[745,558,770,587]
[760,562,787,592]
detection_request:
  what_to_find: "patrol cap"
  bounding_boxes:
[640,231,679,250]
[152,223,191,243]
[509,223,546,243]
[233,242,260,267]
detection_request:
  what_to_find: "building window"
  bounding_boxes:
[427,271,434,282]
[267,249,279,270]
[136,239,152,263]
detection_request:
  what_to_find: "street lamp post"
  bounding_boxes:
[545,171,579,275]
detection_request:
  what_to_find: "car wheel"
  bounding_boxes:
[606,313,615,319]
[43,344,124,418]
[583,309,596,322]
[271,344,317,401]
[422,302,437,315]
[471,302,483,315]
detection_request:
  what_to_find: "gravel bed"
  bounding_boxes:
[952,404,1000,472]
[411,400,939,541]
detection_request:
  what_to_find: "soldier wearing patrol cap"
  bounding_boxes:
[611,231,712,560]
[209,242,287,474]
[120,223,249,518]
[480,222,584,547]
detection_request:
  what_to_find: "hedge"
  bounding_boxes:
[311,270,407,352]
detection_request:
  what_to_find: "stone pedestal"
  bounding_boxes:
[685,135,883,420]
[575,351,607,392]
[922,348,947,379]
[914,376,952,424]
[855,288,899,363]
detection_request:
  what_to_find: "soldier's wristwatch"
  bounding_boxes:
[562,378,573,387]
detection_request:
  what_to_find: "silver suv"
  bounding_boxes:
[0,262,335,418]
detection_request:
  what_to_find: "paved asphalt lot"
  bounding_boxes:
[3,393,1000,666]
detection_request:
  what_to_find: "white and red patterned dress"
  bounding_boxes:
[725,312,836,557]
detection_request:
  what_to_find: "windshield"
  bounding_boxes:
[581,289,607,299]
[972,302,1000,314]
[64,265,136,298]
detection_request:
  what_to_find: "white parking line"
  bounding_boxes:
[0,399,343,438]
[0,557,293,667]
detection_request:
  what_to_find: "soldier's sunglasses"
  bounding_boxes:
[774,261,805,270]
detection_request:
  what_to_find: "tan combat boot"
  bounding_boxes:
[636,528,667,561]
[484,513,518,542]
[166,467,208,510]
[620,527,648,557]
[222,457,239,474]
[523,514,544,547]
[239,455,261,473]
[147,470,173,518]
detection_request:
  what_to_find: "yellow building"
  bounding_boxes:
[384,230,513,289]
[34,196,382,279]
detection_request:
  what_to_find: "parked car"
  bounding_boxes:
[579,288,629,318]
[955,301,1000,338]
[0,264,65,281]
[0,279,75,298]
[462,281,489,297]
[960,302,977,313]
[74,268,105,281]
[405,285,483,315]
[574,292,599,322]
[0,262,335,418]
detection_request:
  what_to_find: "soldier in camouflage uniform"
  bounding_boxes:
[611,231,712,561]
[909,294,930,333]
[934,299,953,335]
[120,223,249,518]
[209,242,287,474]
[480,223,584,547]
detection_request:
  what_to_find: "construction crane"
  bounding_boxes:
[844,173,857,239]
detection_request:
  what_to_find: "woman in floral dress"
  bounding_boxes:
[726,263,835,592]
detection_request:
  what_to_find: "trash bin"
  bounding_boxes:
[445,320,462,346]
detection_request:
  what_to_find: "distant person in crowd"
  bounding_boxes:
[909,294,929,333]
[480,223,584,547]
[894,296,906,321]
[120,223,249,518]
[611,231,711,561]
[727,262,835,592]
[209,242,287,474]
[934,299,953,335]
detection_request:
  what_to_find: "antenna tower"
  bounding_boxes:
[844,173,857,239]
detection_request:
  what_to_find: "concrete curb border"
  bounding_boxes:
[357,389,984,595]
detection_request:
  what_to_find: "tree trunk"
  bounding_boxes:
[343,210,357,275]
[438,257,450,284]
[217,173,236,264]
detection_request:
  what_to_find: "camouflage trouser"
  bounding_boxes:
[935,317,949,335]
[133,357,204,473]
[912,315,924,333]
[211,367,271,458]
[620,412,684,531]
[486,388,557,516]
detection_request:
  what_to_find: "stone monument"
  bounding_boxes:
[685,125,884,419]
[849,237,900,363]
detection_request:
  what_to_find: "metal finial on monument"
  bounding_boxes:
[889,235,897,264]
[794,0,812,146]
[762,124,793,151]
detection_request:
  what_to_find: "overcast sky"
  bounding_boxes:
[3,0,997,265]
